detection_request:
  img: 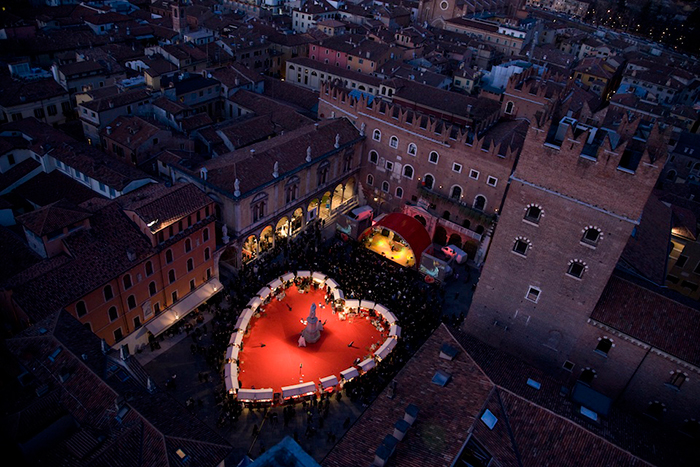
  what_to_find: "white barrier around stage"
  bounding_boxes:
[340,367,360,381]
[359,357,376,372]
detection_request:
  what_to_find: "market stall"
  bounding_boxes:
[358,357,376,372]
[237,388,274,403]
[281,382,317,400]
[319,375,339,392]
[375,337,397,361]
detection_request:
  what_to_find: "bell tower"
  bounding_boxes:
[171,0,187,36]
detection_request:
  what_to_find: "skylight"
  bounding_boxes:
[481,409,498,430]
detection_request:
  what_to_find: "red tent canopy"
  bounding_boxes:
[361,213,431,264]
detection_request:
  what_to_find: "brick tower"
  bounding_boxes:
[464,113,667,371]
[171,0,187,37]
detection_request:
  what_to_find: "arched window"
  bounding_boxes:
[595,337,612,356]
[108,306,118,322]
[428,151,439,164]
[251,192,268,222]
[317,161,330,186]
[513,237,530,256]
[462,219,471,229]
[145,261,153,277]
[185,238,192,253]
[567,260,587,279]
[450,185,462,200]
[123,274,132,290]
[389,135,398,148]
[668,371,687,389]
[505,101,514,114]
[581,226,602,246]
[381,181,390,193]
[149,281,157,296]
[475,225,485,235]
[103,285,114,302]
[407,143,417,156]
[165,249,173,264]
[395,187,403,198]
[187,258,194,272]
[369,150,379,164]
[403,165,414,179]
[524,205,542,223]
[367,174,374,186]
[203,228,209,242]
[76,300,87,318]
[665,169,677,181]
[423,174,434,190]
[127,295,136,310]
[579,368,595,386]
[204,247,210,261]
[474,195,486,211]
[372,129,381,141]
[168,269,176,284]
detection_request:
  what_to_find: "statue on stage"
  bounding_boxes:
[301,303,323,344]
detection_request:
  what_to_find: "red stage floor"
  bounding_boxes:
[238,285,386,393]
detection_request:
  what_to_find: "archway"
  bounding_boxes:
[276,217,290,238]
[474,195,486,211]
[308,198,320,222]
[291,208,304,234]
[332,184,344,210]
[447,234,462,248]
[320,192,332,219]
[242,235,258,263]
[260,226,274,252]
[343,177,356,203]
[462,219,471,229]
[442,210,451,220]
[475,225,485,235]
[433,226,447,246]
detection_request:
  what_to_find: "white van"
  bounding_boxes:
[348,205,374,222]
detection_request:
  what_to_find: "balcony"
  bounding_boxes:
[417,185,495,225]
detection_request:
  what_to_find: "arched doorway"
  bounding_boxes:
[320,192,332,219]
[332,184,344,210]
[242,235,258,263]
[291,208,304,234]
[447,234,462,248]
[343,177,356,203]
[260,226,274,252]
[275,217,290,238]
[308,198,319,222]
[433,226,447,246]
[414,215,426,226]
[474,195,486,211]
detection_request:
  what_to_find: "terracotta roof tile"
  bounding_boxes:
[17,198,93,237]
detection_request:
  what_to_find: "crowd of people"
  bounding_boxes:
[201,220,446,429]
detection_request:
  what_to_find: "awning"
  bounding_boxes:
[268,278,283,290]
[281,272,295,282]
[248,297,262,311]
[237,388,274,402]
[312,271,327,283]
[296,270,311,278]
[375,338,397,360]
[281,382,317,399]
[340,367,359,381]
[320,375,339,390]
[345,299,360,309]
[325,278,340,290]
[257,287,271,300]
[359,357,376,372]
[145,278,222,337]
[360,300,375,310]
[332,289,345,300]
[389,324,401,338]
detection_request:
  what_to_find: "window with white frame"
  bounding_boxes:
[581,226,602,246]
[381,181,390,193]
[403,164,414,179]
[452,162,462,173]
[395,187,403,198]
[524,204,543,224]
[525,286,540,303]
[594,337,613,356]
[407,143,417,156]
[450,185,462,200]
[469,169,480,180]
[428,151,439,164]
[567,260,587,279]
[373,129,381,141]
[389,136,399,148]
[487,176,498,187]
[512,237,530,256]
[423,174,435,189]
[369,150,378,164]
